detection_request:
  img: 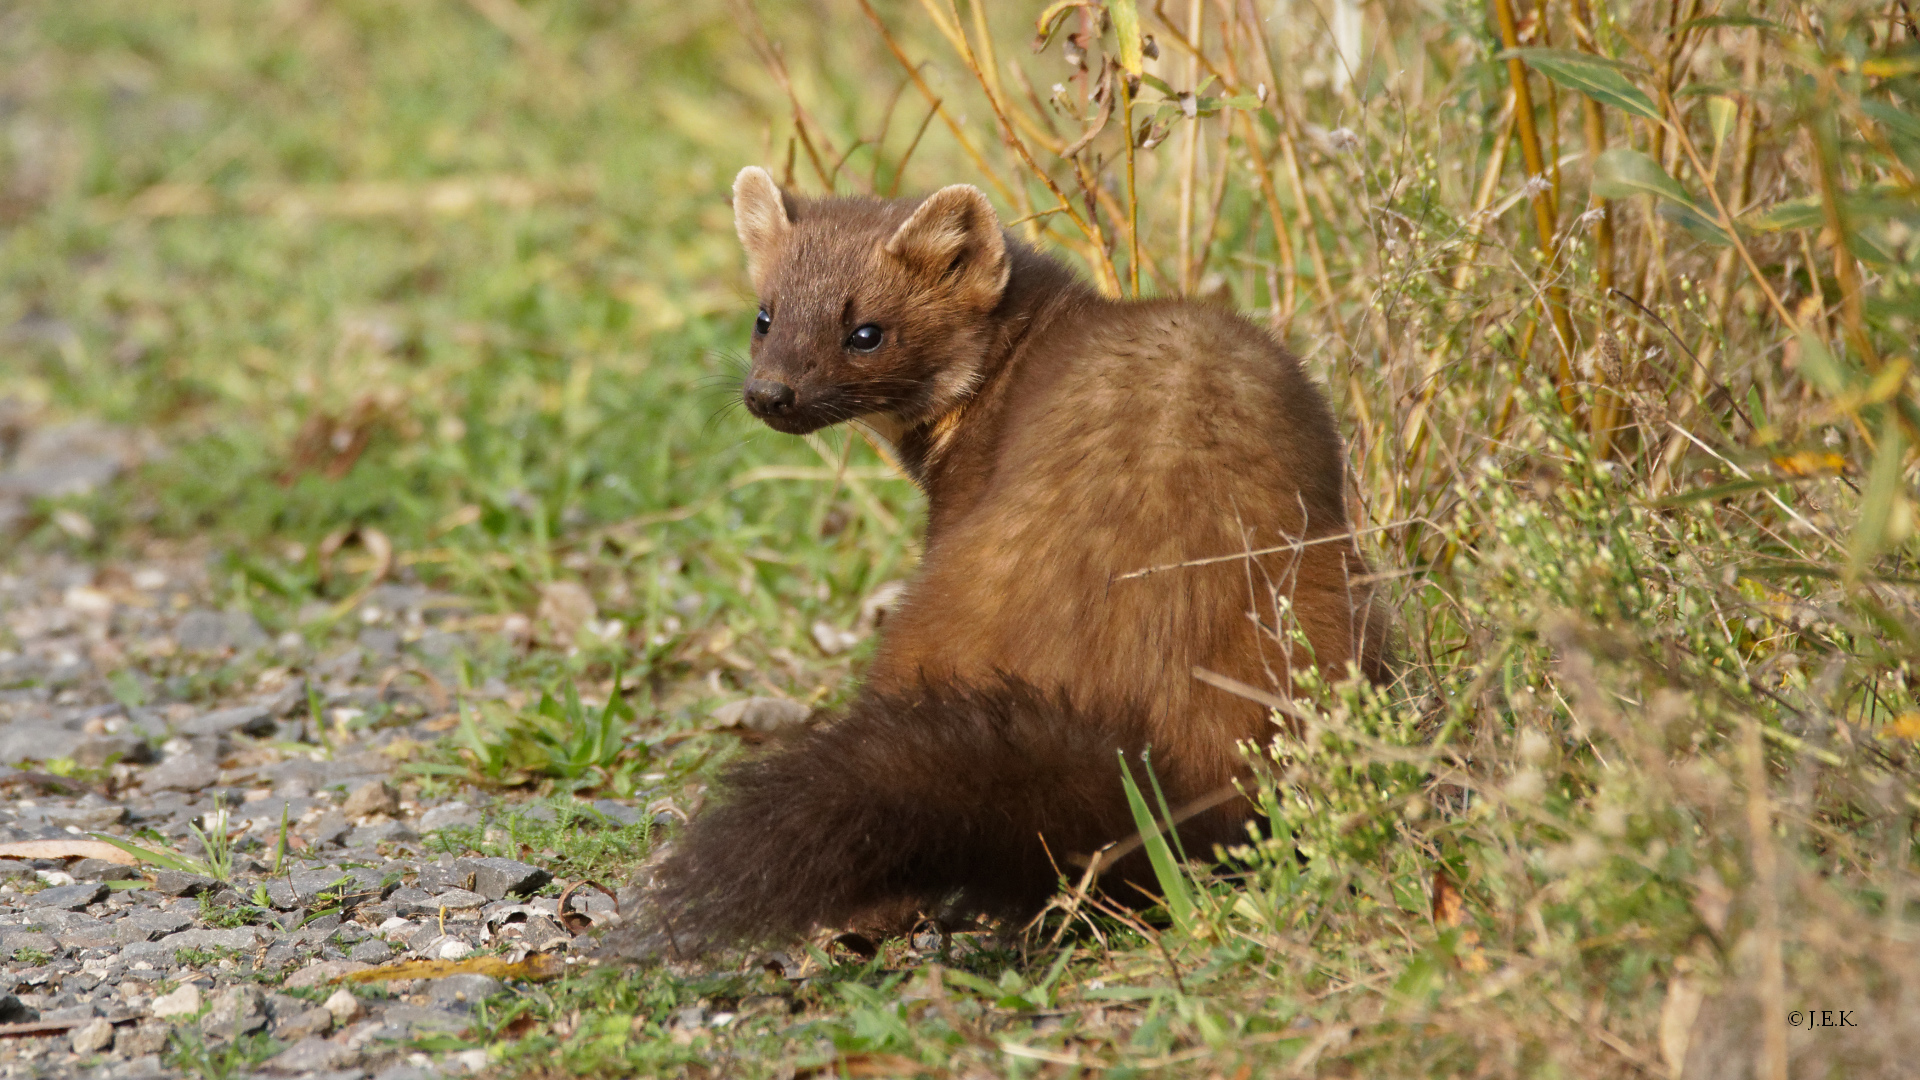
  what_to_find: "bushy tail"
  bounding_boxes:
[641,678,1226,953]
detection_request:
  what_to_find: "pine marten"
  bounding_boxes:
[645,167,1388,952]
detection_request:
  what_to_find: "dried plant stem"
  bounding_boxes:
[1491,0,1579,411]
[1661,90,1799,334]
[1122,75,1142,296]
[1652,25,1766,496]
[909,0,1104,251]
[1568,0,1622,452]
[1240,0,1346,341]
[1155,7,1296,316]
[858,0,1122,295]
[1743,717,1791,1080]
[855,0,1013,203]
[1178,0,1205,293]
[735,0,845,190]
[1567,0,1614,293]
[1192,109,1232,290]
[1240,110,1300,328]
[1405,94,1518,467]
[1806,65,1879,368]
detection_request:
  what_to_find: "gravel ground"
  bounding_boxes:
[0,534,646,1080]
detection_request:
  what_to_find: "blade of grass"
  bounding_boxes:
[1117,751,1198,935]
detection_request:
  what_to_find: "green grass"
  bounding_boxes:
[5,0,1919,1077]
[421,797,657,885]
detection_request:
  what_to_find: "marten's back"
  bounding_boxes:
[865,298,1384,799]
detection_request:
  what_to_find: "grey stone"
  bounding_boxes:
[0,993,38,1023]
[0,723,84,766]
[468,857,551,900]
[290,865,389,905]
[177,704,276,738]
[74,734,155,768]
[69,858,138,881]
[41,803,129,829]
[407,925,450,953]
[0,858,32,878]
[142,753,217,793]
[273,1005,333,1040]
[590,799,648,827]
[386,886,433,916]
[341,780,399,818]
[381,1004,469,1034]
[115,1022,167,1056]
[260,942,301,972]
[417,801,480,832]
[429,888,486,910]
[122,925,269,966]
[347,938,392,964]
[281,959,372,990]
[408,630,467,664]
[121,1045,168,1068]
[234,796,316,832]
[415,859,471,892]
[356,627,400,663]
[371,1064,438,1080]
[175,609,268,653]
[56,923,117,949]
[514,914,572,952]
[0,421,134,499]
[123,909,193,937]
[305,811,353,847]
[314,646,364,680]
[264,1035,362,1073]
[362,584,431,614]
[200,985,268,1038]
[69,1016,114,1055]
[121,708,172,739]
[426,974,502,1011]
[150,869,217,897]
[298,912,342,937]
[345,819,417,847]
[28,882,107,910]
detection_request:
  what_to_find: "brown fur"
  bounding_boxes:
[641,169,1388,952]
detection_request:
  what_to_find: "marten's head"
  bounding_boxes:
[730,167,1010,436]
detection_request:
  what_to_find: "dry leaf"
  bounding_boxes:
[1432,867,1464,926]
[340,953,568,984]
[1771,451,1848,477]
[0,840,142,866]
[537,581,597,643]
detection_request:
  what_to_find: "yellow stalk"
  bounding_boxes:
[1490,0,1578,411]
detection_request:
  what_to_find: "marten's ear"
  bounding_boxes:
[884,185,1009,308]
[733,167,793,294]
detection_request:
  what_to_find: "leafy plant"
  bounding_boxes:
[411,677,649,793]
[165,1028,280,1080]
[198,893,268,930]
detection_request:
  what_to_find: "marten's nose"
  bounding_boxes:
[744,379,796,417]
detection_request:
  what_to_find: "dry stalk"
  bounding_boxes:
[1403,92,1519,469]
[1240,0,1348,343]
[1176,0,1204,293]
[1742,716,1791,1080]
[1122,73,1143,296]
[1491,0,1580,410]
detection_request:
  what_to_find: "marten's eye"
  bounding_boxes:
[845,324,884,353]
[754,308,771,335]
